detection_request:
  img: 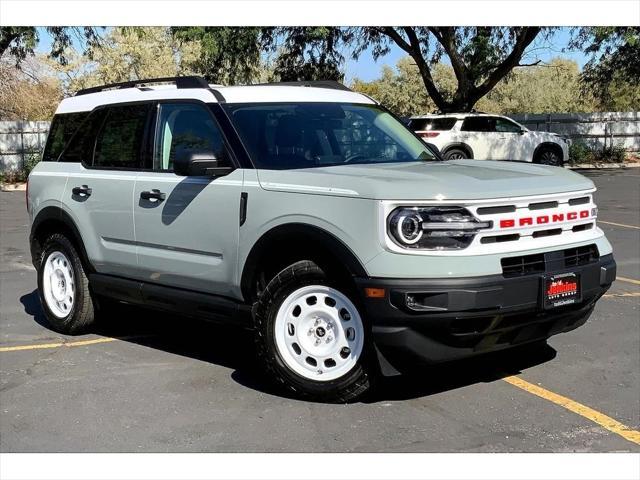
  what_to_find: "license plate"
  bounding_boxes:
[544,273,581,309]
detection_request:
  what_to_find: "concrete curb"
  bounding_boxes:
[1,182,27,192]
[567,162,640,169]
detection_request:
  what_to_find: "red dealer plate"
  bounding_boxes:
[544,273,581,309]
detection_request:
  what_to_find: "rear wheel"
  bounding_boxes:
[253,260,372,402]
[37,233,96,334]
[444,148,469,160]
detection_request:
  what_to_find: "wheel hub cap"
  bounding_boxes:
[274,285,364,382]
[42,251,75,319]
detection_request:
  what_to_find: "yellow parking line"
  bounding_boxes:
[598,220,640,230]
[0,336,119,352]
[617,276,640,286]
[503,375,640,446]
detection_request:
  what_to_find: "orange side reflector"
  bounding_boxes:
[364,287,386,298]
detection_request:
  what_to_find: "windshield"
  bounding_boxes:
[224,102,436,169]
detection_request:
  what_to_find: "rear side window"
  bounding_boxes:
[461,117,496,132]
[42,112,88,162]
[93,104,151,169]
[409,118,457,131]
[58,110,107,163]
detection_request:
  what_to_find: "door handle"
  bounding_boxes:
[140,189,166,201]
[72,185,92,197]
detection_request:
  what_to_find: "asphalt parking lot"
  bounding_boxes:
[1,168,638,453]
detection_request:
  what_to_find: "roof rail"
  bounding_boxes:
[74,76,211,96]
[250,80,352,92]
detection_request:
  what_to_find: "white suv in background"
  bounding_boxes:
[409,113,570,166]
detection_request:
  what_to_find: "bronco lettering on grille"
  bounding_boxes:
[499,209,590,229]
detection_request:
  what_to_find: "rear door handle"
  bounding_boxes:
[72,185,92,197]
[140,189,166,201]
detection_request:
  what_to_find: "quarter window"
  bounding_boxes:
[58,110,107,163]
[43,112,89,162]
[93,104,151,169]
[153,103,226,171]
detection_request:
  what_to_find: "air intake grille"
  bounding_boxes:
[501,253,545,277]
[564,244,599,268]
[501,244,599,277]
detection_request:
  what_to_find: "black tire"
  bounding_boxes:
[37,233,96,334]
[534,147,563,166]
[253,260,373,403]
[444,148,469,160]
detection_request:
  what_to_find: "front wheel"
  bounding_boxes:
[253,260,372,402]
[534,147,563,166]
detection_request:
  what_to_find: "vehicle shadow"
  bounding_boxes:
[20,289,557,403]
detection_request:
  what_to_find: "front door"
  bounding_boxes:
[132,102,243,297]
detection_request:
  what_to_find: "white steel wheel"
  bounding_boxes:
[274,285,364,382]
[42,251,75,318]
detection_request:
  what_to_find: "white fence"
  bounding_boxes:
[510,112,640,151]
[0,121,50,172]
[1,112,639,172]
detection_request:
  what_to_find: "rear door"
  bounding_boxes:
[61,103,152,277]
[132,102,243,297]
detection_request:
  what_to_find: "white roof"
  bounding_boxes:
[55,84,375,114]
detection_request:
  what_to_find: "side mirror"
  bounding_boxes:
[518,129,527,135]
[174,150,234,177]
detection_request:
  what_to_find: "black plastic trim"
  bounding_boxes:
[75,76,211,96]
[88,273,250,326]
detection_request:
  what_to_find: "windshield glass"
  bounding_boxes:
[225,103,436,169]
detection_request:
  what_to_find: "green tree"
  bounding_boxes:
[49,28,202,94]
[0,27,103,66]
[572,27,640,107]
[171,27,268,84]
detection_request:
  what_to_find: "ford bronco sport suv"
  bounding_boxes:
[28,77,615,402]
[409,112,570,165]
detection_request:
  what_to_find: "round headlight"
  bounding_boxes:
[391,210,423,245]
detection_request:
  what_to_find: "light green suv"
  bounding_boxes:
[28,77,616,402]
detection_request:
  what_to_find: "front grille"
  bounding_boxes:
[564,244,599,268]
[501,244,599,277]
[501,253,546,277]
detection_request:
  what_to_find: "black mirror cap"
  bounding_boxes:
[174,150,234,177]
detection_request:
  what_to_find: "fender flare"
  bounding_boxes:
[240,222,368,301]
[30,206,93,271]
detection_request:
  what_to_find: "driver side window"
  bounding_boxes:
[153,103,226,171]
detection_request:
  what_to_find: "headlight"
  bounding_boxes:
[388,206,492,250]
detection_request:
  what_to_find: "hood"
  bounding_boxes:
[256,160,594,201]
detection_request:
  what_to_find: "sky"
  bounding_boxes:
[36,27,591,83]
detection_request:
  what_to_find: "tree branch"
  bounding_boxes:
[473,27,541,100]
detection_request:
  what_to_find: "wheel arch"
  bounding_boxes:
[30,206,94,272]
[240,223,368,303]
[441,142,474,159]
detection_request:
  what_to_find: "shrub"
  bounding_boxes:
[592,145,627,164]
[568,141,593,165]
[23,151,42,176]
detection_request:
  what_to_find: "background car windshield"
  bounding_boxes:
[226,103,436,169]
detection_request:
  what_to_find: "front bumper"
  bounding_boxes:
[356,252,615,370]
